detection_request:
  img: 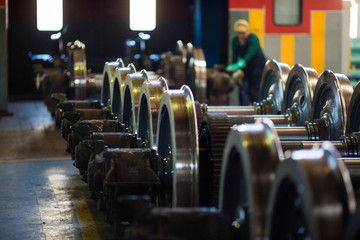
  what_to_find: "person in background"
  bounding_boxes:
[226,19,266,105]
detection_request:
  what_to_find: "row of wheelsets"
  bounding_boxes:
[52,57,360,239]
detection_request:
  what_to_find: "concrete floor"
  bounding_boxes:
[0,100,119,240]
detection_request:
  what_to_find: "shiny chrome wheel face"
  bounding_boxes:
[219,119,283,239]
[156,85,199,207]
[259,59,290,114]
[283,64,318,125]
[266,143,356,240]
[137,77,169,148]
[312,70,353,140]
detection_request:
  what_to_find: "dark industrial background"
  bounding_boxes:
[8,0,228,95]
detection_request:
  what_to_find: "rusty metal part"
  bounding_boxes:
[67,119,126,158]
[219,119,283,239]
[127,207,231,240]
[346,81,360,135]
[111,64,136,119]
[74,132,140,179]
[156,85,199,207]
[258,59,291,114]
[88,148,160,222]
[137,77,169,148]
[70,119,125,136]
[53,98,102,129]
[311,70,353,140]
[61,109,113,140]
[122,70,149,133]
[101,59,125,107]
[283,64,318,125]
[265,143,356,240]
[52,92,103,128]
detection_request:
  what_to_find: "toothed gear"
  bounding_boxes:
[199,112,231,206]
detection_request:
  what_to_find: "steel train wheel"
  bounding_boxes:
[188,47,207,103]
[111,64,136,119]
[101,59,124,107]
[266,143,356,240]
[258,59,290,114]
[122,70,149,133]
[311,70,353,140]
[283,64,318,125]
[156,85,198,207]
[137,77,169,148]
[219,119,283,239]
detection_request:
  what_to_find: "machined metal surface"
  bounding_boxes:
[101,59,125,107]
[156,85,199,207]
[219,119,284,239]
[111,64,136,119]
[281,132,360,157]
[137,77,169,148]
[265,143,356,240]
[74,132,140,178]
[198,112,231,207]
[122,70,149,133]
[201,104,261,116]
[258,59,291,114]
[188,46,207,103]
[227,114,295,127]
[311,70,353,140]
[67,40,87,100]
[283,64,318,125]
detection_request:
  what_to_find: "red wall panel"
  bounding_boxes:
[229,0,343,34]
[229,0,263,9]
[0,0,5,7]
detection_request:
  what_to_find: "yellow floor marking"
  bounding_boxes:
[73,198,102,240]
[0,156,70,163]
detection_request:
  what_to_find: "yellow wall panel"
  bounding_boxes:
[281,35,295,67]
[311,11,326,74]
[249,9,264,48]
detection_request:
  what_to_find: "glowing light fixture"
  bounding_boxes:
[37,0,63,31]
[350,0,358,38]
[130,0,156,31]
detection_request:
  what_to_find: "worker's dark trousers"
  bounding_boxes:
[239,54,266,106]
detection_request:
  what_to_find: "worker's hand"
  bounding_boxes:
[225,63,239,72]
[232,69,244,85]
[225,59,247,72]
[236,59,246,69]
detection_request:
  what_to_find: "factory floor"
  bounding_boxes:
[0,100,119,240]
